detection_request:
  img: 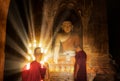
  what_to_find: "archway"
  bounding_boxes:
[52,7,83,48]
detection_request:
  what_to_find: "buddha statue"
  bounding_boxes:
[53,21,81,64]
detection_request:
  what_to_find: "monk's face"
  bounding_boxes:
[35,48,41,54]
[34,48,43,60]
[62,21,73,33]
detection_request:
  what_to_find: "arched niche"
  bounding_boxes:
[52,7,83,48]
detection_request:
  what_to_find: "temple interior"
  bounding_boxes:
[0,0,120,81]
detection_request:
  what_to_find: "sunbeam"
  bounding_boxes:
[28,0,36,41]
[8,0,29,49]
[39,3,48,47]
[23,0,33,42]
[5,59,23,70]
[6,35,30,60]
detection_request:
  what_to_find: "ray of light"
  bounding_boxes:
[8,0,29,49]
[22,0,36,42]
[6,35,30,60]
[28,0,36,41]
[4,52,25,76]
[39,2,48,47]
[5,59,23,70]
[23,0,32,42]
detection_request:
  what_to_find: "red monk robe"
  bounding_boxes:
[22,61,46,81]
[74,50,87,81]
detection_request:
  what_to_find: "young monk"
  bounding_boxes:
[22,47,49,81]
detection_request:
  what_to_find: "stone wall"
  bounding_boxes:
[82,0,115,81]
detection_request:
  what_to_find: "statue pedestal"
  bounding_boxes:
[49,63,74,81]
[49,54,75,81]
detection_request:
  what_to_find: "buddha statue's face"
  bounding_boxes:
[62,21,73,33]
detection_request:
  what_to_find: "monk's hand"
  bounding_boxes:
[75,46,82,52]
[74,73,77,80]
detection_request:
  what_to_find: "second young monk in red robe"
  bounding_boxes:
[74,46,87,81]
